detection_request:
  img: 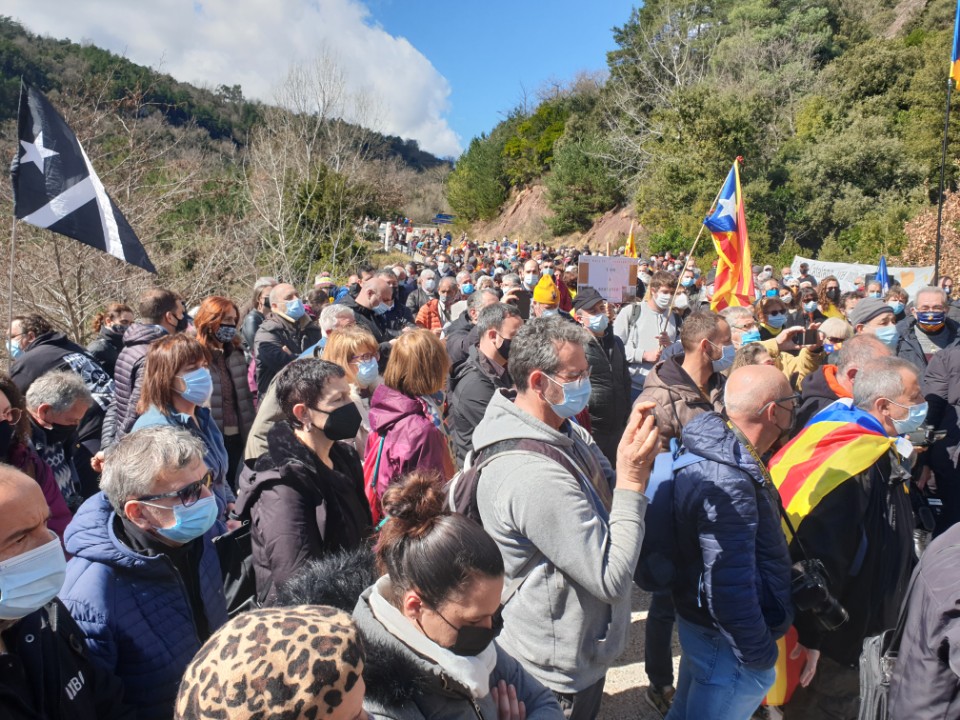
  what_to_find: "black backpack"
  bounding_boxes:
[447,438,591,526]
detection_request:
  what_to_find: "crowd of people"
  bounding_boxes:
[3,237,960,720]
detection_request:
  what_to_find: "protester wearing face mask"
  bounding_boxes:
[758,297,792,340]
[236,360,371,606]
[895,286,960,370]
[193,297,255,488]
[353,472,563,720]
[531,275,564,320]
[884,285,910,322]
[816,275,844,319]
[131,334,234,515]
[322,326,382,453]
[0,373,71,540]
[850,297,901,351]
[406,269,439,315]
[86,302,135,378]
[473,317,659,718]
[573,289,630,467]
[416,276,460,335]
[521,259,540,292]
[795,287,827,327]
[0,465,134,720]
[614,271,682,400]
[60,426,228,720]
[769,358,919,719]
[254,283,321,398]
[25,371,93,513]
[365,330,457,523]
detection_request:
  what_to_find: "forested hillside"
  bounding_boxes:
[447,0,960,267]
[0,17,450,341]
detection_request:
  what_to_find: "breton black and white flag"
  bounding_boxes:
[10,83,156,273]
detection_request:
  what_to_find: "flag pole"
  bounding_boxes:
[935,76,954,285]
[6,218,16,371]
[668,177,727,314]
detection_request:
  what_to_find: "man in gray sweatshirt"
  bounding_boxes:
[474,317,660,720]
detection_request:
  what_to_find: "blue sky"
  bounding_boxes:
[366,0,633,153]
[8,0,635,157]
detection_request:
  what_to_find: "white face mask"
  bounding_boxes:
[655,293,672,309]
[674,293,690,310]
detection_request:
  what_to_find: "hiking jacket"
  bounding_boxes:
[207,344,255,437]
[353,579,563,720]
[583,328,631,465]
[0,599,134,720]
[923,345,960,477]
[671,412,793,669]
[637,354,725,452]
[405,287,437,316]
[240,308,265,356]
[448,347,513,465]
[104,323,167,447]
[444,312,478,372]
[239,420,371,605]
[86,325,126,378]
[253,313,322,397]
[416,299,455,333]
[896,315,960,370]
[473,390,641,693]
[60,493,228,720]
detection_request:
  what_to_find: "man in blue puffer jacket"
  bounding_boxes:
[666,365,795,720]
[59,426,228,720]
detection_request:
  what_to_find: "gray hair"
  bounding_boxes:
[469,288,500,313]
[100,426,206,514]
[509,317,593,392]
[852,356,919,412]
[836,334,890,374]
[476,303,522,335]
[253,276,278,292]
[25,371,92,413]
[719,306,754,325]
[476,275,496,292]
[319,304,355,335]
[915,286,947,306]
[419,269,436,282]
[501,273,521,289]
[375,269,397,282]
[438,276,458,292]
[456,270,471,284]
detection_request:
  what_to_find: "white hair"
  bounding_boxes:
[319,305,355,336]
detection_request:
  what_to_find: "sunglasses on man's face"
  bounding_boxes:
[137,472,213,508]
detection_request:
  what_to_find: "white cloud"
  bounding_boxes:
[8,0,462,156]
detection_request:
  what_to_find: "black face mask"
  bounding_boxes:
[348,283,362,298]
[825,287,840,303]
[0,420,15,458]
[44,422,78,446]
[314,402,362,441]
[431,605,504,657]
[496,334,512,360]
[173,312,189,333]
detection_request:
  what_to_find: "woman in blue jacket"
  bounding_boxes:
[131,333,233,515]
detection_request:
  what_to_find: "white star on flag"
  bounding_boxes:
[715,195,737,220]
[19,131,58,171]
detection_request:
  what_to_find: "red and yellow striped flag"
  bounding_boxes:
[624,221,638,258]
[705,159,755,311]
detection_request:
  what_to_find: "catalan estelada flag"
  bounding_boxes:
[952,0,960,85]
[705,158,754,310]
[769,400,894,537]
[624,221,638,258]
[763,626,804,706]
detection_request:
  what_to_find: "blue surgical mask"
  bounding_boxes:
[374,302,390,315]
[424,279,438,293]
[215,325,237,344]
[710,341,736,372]
[766,313,787,329]
[178,367,213,405]
[765,288,779,298]
[803,301,818,313]
[869,292,882,299]
[524,273,539,288]
[0,533,66,619]
[874,325,900,349]
[681,277,695,288]
[740,328,762,344]
[889,399,928,436]
[888,301,905,315]
[541,308,559,318]
[587,313,609,333]
[285,298,306,320]
[546,375,592,419]
[152,495,219,544]
[6,339,22,360]
[461,283,475,295]
[356,358,379,387]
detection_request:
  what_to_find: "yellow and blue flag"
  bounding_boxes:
[704,158,755,310]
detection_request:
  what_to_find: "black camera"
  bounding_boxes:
[906,424,947,447]
[791,558,849,631]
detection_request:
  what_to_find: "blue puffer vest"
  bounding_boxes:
[671,412,794,669]
[59,493,227,720]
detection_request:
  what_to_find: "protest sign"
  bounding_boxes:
[577,255,638,303]
[790,256,935,297]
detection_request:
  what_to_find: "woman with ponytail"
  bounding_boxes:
[353,471,563,720]
[87,302,134,377]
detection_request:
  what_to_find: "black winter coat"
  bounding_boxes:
[86,326,125,378]
[896,316,960,370]
[444,313,478,373]
[0,599,134,720]
[797,365,842,429]
[405,287,435,315]
[253,314,322,398]
[240,309,265,357]
[449,348,514,465]
[238,421,371,605]
[103,323,167,447]
[583,328,631,466]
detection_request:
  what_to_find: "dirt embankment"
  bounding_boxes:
[469,183,640,252]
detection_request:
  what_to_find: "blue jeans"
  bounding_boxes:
[665,617,776,720]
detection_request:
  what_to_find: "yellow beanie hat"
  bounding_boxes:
[533,275,560,305]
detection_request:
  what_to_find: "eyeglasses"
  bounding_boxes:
[137,472,212,508]
[756,393,801,416]
[549,368,591,384]
[350,353,379,364]
[0,407,22,424]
